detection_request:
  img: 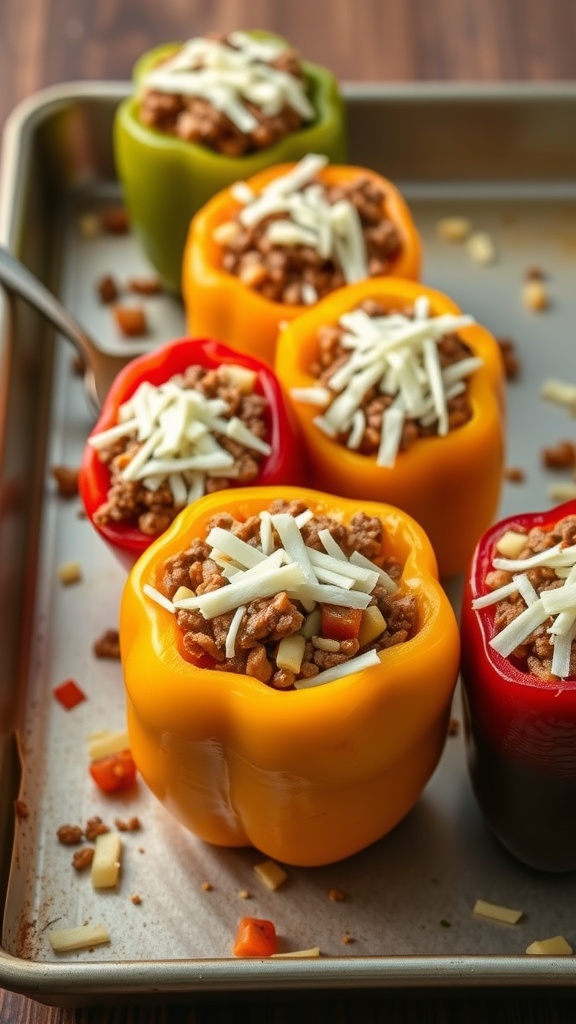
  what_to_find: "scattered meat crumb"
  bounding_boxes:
[114,816,141,832]
[201,882,213,892]
[497,337,520,381]
[131,894,143,905]
[15,799,29,820]
[541,440,576,470]
[101,206,130,234]
[57,824,84,845]
[341,934,354,945]
[113,304,148,338]
[524,265,545,281]
[128,276,163,295]
[72,847,95,871]
[238,890,250,900]
[93,629,121,660]
[96,274,120,304]
[448,717,460,737]
[85,816,110,841]
[503,466,525,484]
[328,888,345,902]
[51,465,80,497]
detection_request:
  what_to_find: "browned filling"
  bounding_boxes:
[311,299,475,453]
[159,498,417,690]
[139,35,308,156]
[93,366,268,538]
[486,514,576,680]
[220,179,401,306]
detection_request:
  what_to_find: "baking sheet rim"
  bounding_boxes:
[2,79,576,1000]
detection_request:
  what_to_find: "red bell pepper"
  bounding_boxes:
[460,499,576,872]
[79,337,303,570]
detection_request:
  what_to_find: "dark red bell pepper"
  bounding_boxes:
[79,337,303,570]
[460,499,576,872]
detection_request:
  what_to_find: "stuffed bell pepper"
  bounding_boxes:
[78,337,302,570]
[461,500,576,873]
[275,277,505,579]
[114,30,346,291]
[182,153,422,366]
[119,485,460,867]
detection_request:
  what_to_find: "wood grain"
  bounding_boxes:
[1,0,576,1020]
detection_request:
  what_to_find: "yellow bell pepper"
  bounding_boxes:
[120,485,459,867]
[274,278,506,578]
[182,162,422,366]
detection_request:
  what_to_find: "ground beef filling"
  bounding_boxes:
[220,179,401,306]
[93,366,269,538]
[486,514,576,681]
[139,35,308,156]
[311,298,475,454]
[159,498,418,690]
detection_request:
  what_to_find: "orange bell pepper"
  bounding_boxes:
[119,485,459,867]
[274,278,506,578]
[182,162,422,367]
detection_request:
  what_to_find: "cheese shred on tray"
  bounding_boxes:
[88,364,271,537]
[292,294,482,467]
[146,498,417,689]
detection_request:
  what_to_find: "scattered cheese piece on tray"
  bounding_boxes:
[49,923,110,953]
[271,947,321,958]
[473,898,523,925]
[254,859,288,891]
[525,935,573,956]
[57,560,82,585]
[91,831,122,889]
[88,729,130,761]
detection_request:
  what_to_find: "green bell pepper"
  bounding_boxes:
[113,32,347,292]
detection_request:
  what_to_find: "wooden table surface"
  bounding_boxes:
[2,0,576,1020]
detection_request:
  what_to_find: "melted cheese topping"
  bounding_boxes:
[145,507,398,687]
[142,32,314,132]
[89,372,271,507]
[472,542,576,678]
[291,297,480,464]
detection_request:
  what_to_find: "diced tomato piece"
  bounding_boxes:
[53,679,86,710]
[89,749,138,793]
[321,604,363,641]
[233,916,278,958]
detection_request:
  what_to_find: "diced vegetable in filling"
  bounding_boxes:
[89,364,270,537]
[215,154,401,306]
[139,32,314,155]
[147,498,418,689]
[472,514,576,680]
[291,296,481,466]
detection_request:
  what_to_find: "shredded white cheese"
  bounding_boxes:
[291,302,478,466]
[473,532,576,678]
[88,371,271,508]
[145,505,400,687]
[142,32,314,133]
[225,153,378,286]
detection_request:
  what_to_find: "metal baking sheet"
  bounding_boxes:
[1,82,576,1005]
